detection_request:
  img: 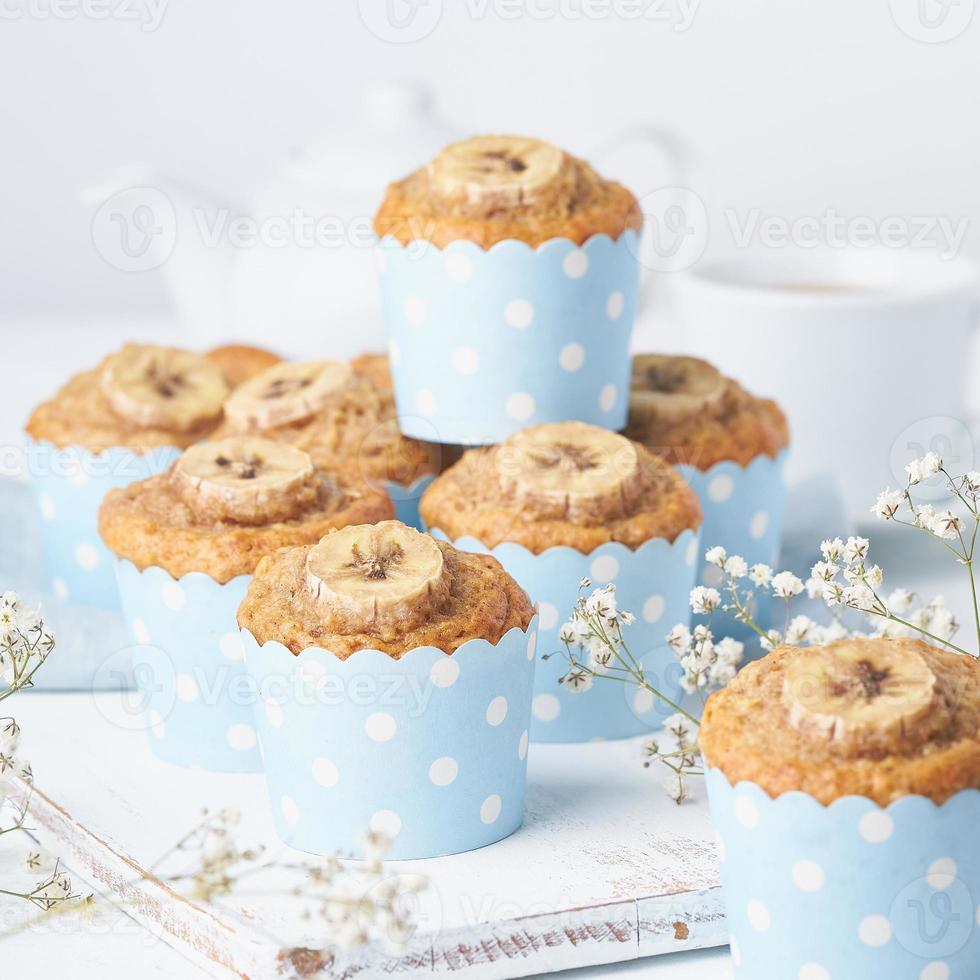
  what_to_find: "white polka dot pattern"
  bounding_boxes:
[374,232,637,444]
[705,765,980,978]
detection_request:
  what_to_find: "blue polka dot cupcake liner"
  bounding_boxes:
[114,560,263,773]
[381,474,436,531]
[677,450,788,648]
[375,231,640,445]
[240,617,538,860]
[427,528,701,743]
[25,438,181,610]
[706,767,980,978]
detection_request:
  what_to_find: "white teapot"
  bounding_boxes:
[87,81,680,359]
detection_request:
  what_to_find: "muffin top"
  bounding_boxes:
[215,359,438,485]
[699,638,980,806]
[350,351,393,394]
[624,354,789,469]
[99,436,394,584]
[27,344,234,453]
[204,344,281,389]
[237,521,535,658]
[374,134,641,249]
[420,421,701,554]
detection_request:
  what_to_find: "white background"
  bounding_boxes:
[1,0,978,320]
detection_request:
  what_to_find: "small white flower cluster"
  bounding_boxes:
[314,834,426,953]
[165,809,424,954]
[811,537,958,643]
[0,591,55,690]
[644,712,700,805]
[873,452,975,544]
[665,623,743,693]
[557,583,635,692]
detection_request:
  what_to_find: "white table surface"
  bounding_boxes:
[1,313,966,978]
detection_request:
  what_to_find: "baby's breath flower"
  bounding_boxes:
[704,546,727,567]
[843,584,875,610]
[748,563,772,587]
[584,588,617,622]
[810,560,838,582]
[820,538,845,562]
[785,615,816,645]
[579,577,591,590]
[557,622,576,645]
[723,555,748,579]
[665,624,691,654]
[714,636,744,665]
[906,452,942,486]
[759,629,782,651]
[928,510,963,541]
[842,537,870,565]
[771,571,804,599]
[562,669,593,693]
[619,610,636,626]
[963,472,980,495]
[664,712,694,743]
[690,586,721,615]
[886,588,914,615]
[663,770,687,804]
[872,488,904,520]
[865,564,884,589]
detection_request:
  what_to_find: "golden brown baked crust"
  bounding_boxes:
[215,368,438,486]
[99,464,394,584]
[26,363,217,453]
[238,539,534,658]
[625,374,789,470]
[699,640,980,806]
[374,136,641,248]
[350,352,393,393]
[420,426,701,554]
[205,344,282,388]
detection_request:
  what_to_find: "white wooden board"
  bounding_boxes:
[11,692,724,979]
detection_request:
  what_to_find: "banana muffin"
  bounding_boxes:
[699,637,980,805]
[237,520,534,658]
[374,134,641,249]
[625,354,789,469]
[27,343,232,452]
[99,436,394,584]
[216,359,438,488]
[27,342,280,453]
[419,421,701,553]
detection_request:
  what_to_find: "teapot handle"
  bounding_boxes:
[592,126,690,314]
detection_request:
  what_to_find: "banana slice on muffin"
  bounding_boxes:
[781,639,950,756]
[629,354,727,425]
[625,353,789,468]
[223,360,356,431]
[305,521,448,627]
[496,422,643,523]
[100,344,229,433]
[428,135,568,209]
[172,437,317,526]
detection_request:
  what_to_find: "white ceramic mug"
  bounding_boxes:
[664,246,980,523]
